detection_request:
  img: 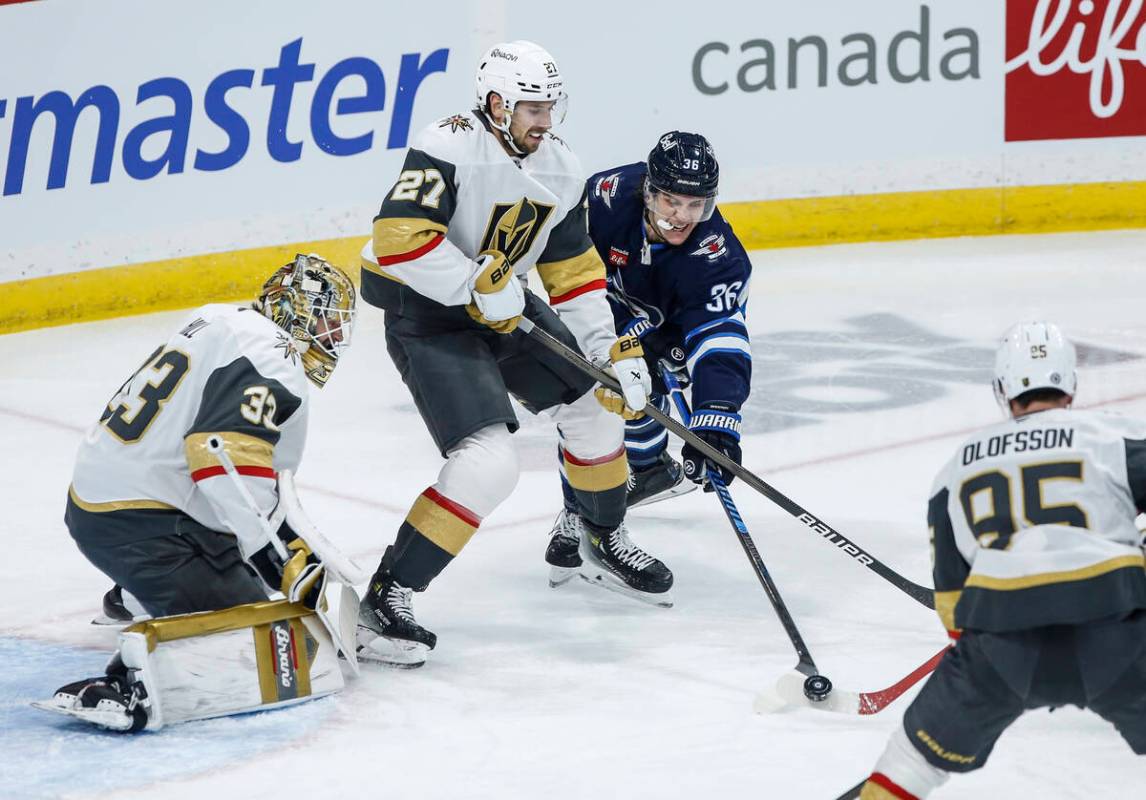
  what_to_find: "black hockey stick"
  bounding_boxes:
[517,318,935,609]
[660,366,831,702]
[660,366,950,715]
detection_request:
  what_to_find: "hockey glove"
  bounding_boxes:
[249,521,325,608]
[466,249,524,334]
[681,405,742,489]
[620,322,689,395]
[594,335,652,420]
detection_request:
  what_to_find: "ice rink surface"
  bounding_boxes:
[2,229,1144,799]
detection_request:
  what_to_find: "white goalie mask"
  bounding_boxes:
[992,321,1077,413]
[474,40,568,142]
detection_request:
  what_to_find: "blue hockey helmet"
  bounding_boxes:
[645,131,719,225]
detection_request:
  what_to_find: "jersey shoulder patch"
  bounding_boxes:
[202,306,309,396]
[412,111,479,163]
[689,231,729,262]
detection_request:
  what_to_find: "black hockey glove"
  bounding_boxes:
[249,521,324,608]
[681,405,742,490]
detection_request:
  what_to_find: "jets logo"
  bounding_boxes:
[690,233,727,262]
[439,114,473,133]
[594,172,621,209]
[479,198,556,265]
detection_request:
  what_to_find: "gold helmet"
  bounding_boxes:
[255,254,357,387]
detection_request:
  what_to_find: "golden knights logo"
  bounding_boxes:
[479,198,555,265]
[439,114,473,133]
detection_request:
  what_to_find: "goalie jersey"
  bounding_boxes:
[930,408,1146,634]
[70,305,309,558]
[586,162,752,411]
[359,110,614,358]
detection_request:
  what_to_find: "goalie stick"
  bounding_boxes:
[205,437,363,674]
[661,367,832,702]
[517,317,935,609]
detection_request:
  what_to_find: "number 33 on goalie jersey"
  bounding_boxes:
[929,408,1146,636]
[70,305,309,556]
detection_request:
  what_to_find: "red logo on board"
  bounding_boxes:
[1005,0,1146,141]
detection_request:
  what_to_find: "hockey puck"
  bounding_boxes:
[803,674,833,702]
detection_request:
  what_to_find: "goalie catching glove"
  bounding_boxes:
[594,335,652,420]
[466,249,524,334]
[249,520,325,608]
[681,404,742,489]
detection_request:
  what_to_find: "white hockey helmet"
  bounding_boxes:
[475,40,568,127]
[992,321,1077,411]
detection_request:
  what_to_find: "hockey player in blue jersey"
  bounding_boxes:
[546,131,753,589]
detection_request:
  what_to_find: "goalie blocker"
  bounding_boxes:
[35,597,352,732]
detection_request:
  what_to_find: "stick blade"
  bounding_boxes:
[755,670,862,715]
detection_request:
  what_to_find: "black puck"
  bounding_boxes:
[803,674,833,702]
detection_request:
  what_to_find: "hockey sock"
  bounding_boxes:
[561,446,628,531]
[380,488,481,591]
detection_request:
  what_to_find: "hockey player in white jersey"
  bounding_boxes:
[859,322,1146,799]
[36,254,358,732]
[356,40,672,667]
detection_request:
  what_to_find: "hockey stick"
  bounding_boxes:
[205,437,362,674]
[759,644,949,716]
[659,366,949,715]
[660,366,831,700]
[517,317,935,609]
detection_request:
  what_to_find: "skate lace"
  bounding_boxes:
[607,525,656,571]
[626,465,637,491]
[549,508,582,542]
[386,584,416,624]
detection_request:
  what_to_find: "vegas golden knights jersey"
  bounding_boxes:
[930,407,1146,634]
[70,305,309,558]
[360,110,614,358]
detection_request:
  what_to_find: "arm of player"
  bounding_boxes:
[365,148,484,308]
[536,190,615,360]
[182,356,303,562]
[929,486,971,640]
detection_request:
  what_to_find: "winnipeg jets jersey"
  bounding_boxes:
[71,305,309,557]
[930,408,1146,634]
[360,110,614,358]
[586,162,752,411]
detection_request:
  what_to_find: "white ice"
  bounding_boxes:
[2,230,1145,799]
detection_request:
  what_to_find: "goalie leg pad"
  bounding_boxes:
[36,600,347,732]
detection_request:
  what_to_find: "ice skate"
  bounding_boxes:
[578,521,674,607]
[32,674,148,732]
[91,585,150,626]
[356,571,436,668]
[626,451,696,508]
[545,508,584,587]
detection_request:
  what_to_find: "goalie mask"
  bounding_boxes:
[992,321,1077,413]
[644,131,720,233]
[475,40,568,152]
[256,254,357,388]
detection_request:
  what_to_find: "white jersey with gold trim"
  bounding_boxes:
[930,407,1146,632]
[361,110,614,359]
[72,304,310,557]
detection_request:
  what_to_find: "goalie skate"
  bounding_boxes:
[91,585,150,626]
[578,522,674,608]
[32,676,147,732]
